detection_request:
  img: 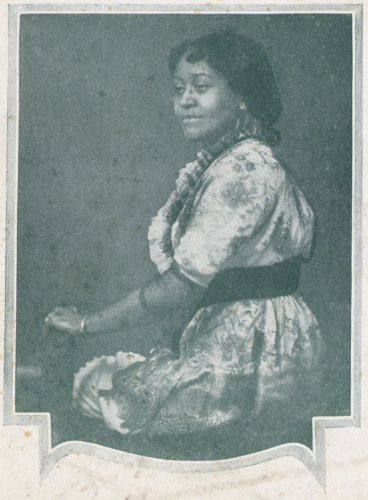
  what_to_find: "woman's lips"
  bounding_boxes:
[181,116,202,122]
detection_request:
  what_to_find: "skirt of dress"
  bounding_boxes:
[73,295,322,446]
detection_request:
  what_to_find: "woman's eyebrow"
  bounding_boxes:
[173,72,211,79]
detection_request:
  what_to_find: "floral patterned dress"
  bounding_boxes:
[73,139,321,446]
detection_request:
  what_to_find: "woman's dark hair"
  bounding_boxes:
[168,31,282,145]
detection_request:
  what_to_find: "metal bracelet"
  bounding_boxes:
[79,316,87,334]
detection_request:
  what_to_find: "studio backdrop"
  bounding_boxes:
[15,13,352,455]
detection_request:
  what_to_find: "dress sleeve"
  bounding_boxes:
[173,142,285,287]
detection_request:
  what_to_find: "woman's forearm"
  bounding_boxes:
[84,289,143,335]
[84,268,205,336]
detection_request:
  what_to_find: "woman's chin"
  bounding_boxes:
[182,129,205,142]
[182,130,220,148]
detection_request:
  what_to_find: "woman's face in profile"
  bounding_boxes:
[173,57,241,145]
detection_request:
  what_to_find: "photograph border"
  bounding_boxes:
[3,3,363,489]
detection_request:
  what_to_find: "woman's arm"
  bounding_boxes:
[45,266,205,336]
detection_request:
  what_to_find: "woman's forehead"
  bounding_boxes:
[173,58,222,81]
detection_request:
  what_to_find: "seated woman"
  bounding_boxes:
[45,31,321,459]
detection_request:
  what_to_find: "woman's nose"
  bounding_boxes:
[179,87,196,107]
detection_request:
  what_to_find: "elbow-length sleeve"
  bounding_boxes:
[172,141,314,287]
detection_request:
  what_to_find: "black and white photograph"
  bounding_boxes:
[1,3,365,499]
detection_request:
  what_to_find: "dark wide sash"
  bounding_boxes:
[198,257,301,309]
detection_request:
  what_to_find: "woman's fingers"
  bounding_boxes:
[45,311,58,323]
[44,312,56,326]
[44,307,83,335]
[46,313,65,330]
[47,306,78,317]
[45,307,79,323]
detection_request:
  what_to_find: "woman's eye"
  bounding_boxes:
[173,83,209,96]
[174,86,185,95]
[195,84,209,93]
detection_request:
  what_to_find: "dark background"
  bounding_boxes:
[16,14,352,446]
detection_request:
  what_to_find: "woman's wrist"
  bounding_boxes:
[84,315,97,336]
[83,285,159,336]
[82,293,138,335]
[80,315,101,339]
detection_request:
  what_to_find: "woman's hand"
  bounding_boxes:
[45,307,85,336]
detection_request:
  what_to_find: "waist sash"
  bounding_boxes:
[198,258,301,309]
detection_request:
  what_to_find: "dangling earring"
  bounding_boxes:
[235,103,247,137]
[236,102,263,141]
